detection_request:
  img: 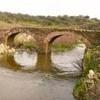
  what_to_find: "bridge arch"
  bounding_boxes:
[44,31,90,53]
[6,31,37,49]
[4,27,100,54]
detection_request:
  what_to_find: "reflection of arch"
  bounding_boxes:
[0,55,22,71]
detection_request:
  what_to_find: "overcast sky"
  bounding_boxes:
[0,0,100,18]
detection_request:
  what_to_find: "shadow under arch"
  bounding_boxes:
[6,32,21,47]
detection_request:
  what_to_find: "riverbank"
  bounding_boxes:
[73,46,100,100]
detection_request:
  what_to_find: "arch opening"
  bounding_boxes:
[7,32,37,50]
[45,31,88,76]
[45,31,89,53]
[7,32,20,47]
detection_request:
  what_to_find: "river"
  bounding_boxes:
[0,44,86,100]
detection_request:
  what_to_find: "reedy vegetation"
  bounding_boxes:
[74,46,100,100]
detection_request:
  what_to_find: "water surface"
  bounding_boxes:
[0,44,86,100]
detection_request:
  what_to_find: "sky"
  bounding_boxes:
[0,0,100,18]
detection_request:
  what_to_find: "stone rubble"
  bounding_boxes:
[0,43,15,55]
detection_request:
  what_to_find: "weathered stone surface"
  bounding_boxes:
[0,27,99,53]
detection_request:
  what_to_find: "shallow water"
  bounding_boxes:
[0,44,86,100]
[0,70,76,100]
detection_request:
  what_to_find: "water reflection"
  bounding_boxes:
[14,51,58,73]
[0,44,86,76]
[0,44,86,100]
[0,55,21,71]
[51,44,86,76]
[36,53,53,72]
[14,51,37,70]
[0,51,38,72]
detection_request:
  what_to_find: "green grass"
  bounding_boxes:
[23,41,36,49]
[73,46,100,100]
[51,43,76,52]
[83,47,100,76]
[73,78,86,100]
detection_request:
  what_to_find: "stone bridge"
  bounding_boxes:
[2,27,100,54]
[0,27,100,72]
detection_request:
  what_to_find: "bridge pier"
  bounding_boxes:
[37,45,50,54]
[36,38,51,54]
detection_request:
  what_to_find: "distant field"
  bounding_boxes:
[0,11,100,30]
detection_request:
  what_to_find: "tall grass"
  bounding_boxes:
[73,46,100,100]
[83,47,100,76]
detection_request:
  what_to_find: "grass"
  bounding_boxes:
[73,46,100,100]
[73,78,86,100]
[23,41,36,49]
[51,43,76,52]
[1,11,100,30]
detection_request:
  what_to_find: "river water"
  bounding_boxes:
[0,44,86,100]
